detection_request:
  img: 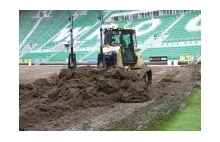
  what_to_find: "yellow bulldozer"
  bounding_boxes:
[97,25,152,84]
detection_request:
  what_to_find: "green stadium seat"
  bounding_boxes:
[20,10,201,62]
[164,11,201,42]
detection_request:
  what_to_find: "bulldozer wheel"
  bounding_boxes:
[144,74,147,84]
[140,66,152,84]
[142,70,152,84]
[97,55,106,68]
[146,69,152,84]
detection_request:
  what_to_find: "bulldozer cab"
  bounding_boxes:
[98,27,152,84]
[104,28,138,64]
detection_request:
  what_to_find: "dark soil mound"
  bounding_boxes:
[19,66,150,130]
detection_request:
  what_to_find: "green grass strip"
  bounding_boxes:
[145,87,201,131]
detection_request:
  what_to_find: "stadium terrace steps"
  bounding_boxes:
[141,46,201,60]
[82,50,99,62]
[21,52,54,61]
[21,51,90,62]
[23,11,68,49]
[19,10,201,63]
[19,17,44,50]
[39,11,69,49]
[49,51,90,61]
[164,11,201,42]
[19,10,39,43]
[76,11,113,47]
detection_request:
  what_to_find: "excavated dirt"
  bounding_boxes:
[19,66,151,130]
[19,65,198,131]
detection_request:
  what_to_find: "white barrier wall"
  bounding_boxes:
[168,60,178,65]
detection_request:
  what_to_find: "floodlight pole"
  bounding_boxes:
[68,13,77,69]
[100,20,103,55]
[70,15,74,55]
[97,11,105,67]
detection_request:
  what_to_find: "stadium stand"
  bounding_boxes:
[24,11,69,49]
[141,46,201,60]
[20,51,90,62]
[164,11,201,42]
[19,10,201,64]
[21,52,53,60]
[49,51,90,61]
[19,10,38,43]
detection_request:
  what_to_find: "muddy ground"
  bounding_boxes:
[19,65,197,131]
